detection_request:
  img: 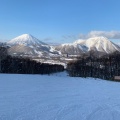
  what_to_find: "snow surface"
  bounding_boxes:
[1,73,120,120]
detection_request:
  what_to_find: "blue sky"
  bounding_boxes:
[0,0,120,44]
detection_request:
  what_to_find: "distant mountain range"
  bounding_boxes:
[4,34,120,63]
[55,36,120,57]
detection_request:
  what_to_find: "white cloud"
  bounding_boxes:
[79,31,120,39]
[61,31,120,44]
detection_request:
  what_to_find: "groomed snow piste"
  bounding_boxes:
[1,73,120,120]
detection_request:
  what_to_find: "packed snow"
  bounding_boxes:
[1,73,120,120]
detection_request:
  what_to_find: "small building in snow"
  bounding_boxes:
[114,76,120,81]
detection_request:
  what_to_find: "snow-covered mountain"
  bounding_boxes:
[55,36,120,56]
[7,34,46,46]
[6,34,120,62]
[7,34,59,58]
[74,37,120,53]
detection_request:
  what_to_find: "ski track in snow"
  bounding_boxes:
[1,73,120,120]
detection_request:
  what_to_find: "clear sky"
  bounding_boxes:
[0,0,120,44]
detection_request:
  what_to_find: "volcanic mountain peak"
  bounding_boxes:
[7,34,46,46]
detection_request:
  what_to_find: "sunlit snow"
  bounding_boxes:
[1,73,120,120]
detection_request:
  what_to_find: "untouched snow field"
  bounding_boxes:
[1,73,120,120]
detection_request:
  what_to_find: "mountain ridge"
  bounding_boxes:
[55,36,120,55]
[4,34,120,64]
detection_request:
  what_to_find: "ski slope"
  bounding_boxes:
[1,73,120,120]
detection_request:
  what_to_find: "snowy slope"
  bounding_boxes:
[55,36,120,55]
[1,74,120,120]
[55,43,85,55]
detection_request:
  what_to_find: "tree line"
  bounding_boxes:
[67,51,120,81]
[0,46,64,74]
[1,56,64,74]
